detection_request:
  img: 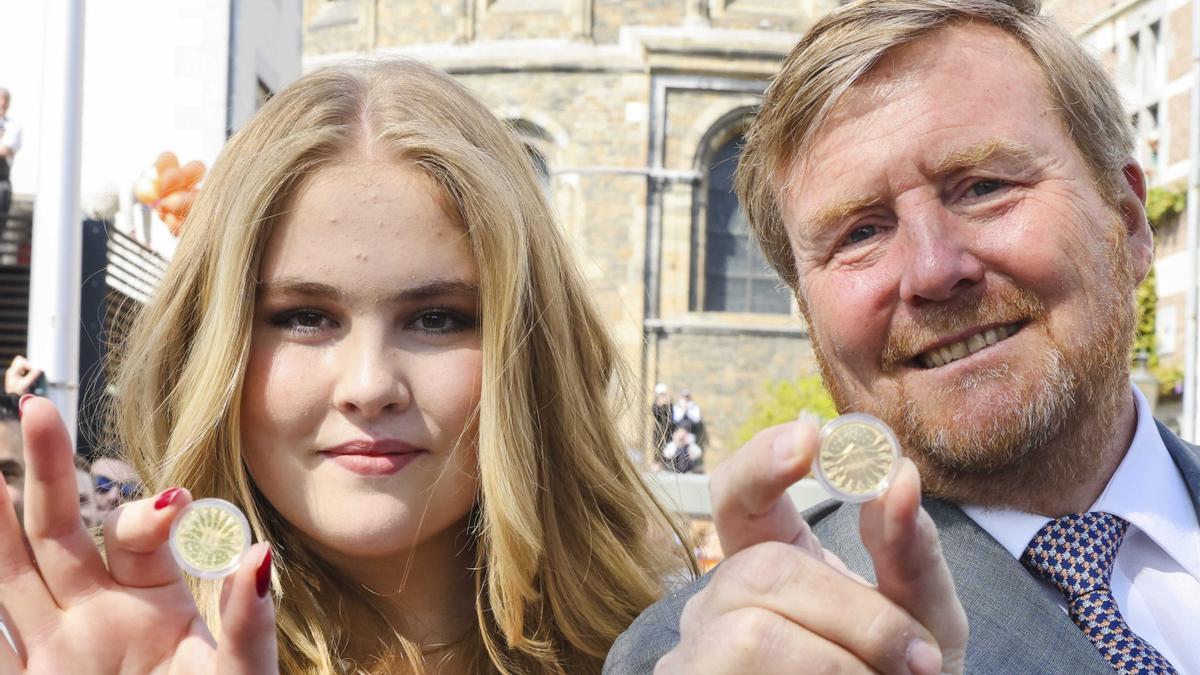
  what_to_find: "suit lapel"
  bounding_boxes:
[1156,419,1200,516]
[810,500,1111,673]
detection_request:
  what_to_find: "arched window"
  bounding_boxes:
[701,133,791,314]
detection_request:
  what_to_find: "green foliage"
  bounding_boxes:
[1145,184,1187,229]
[1133,263,1158,371]
[736,374,837,446]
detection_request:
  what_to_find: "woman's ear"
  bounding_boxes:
[1118,158,1154,284]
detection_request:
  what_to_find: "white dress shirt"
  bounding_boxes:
[0,115,22,158]
[962,386,1200,673]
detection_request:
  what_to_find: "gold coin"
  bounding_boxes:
[817,415,898,500]
[170,498,250,578]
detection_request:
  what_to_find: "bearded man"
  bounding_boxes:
[607,1,1200,673]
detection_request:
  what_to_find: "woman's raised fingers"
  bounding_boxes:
[215,543,279,675]
[103,487,195,588]
[0,463,58,638]
[17,396,109,607]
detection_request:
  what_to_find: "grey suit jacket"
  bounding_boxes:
[604,420,1200,674]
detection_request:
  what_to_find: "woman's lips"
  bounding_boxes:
[319,440,425,476]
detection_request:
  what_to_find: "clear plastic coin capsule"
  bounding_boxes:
[815,413,901,503]
[169,498,251,579]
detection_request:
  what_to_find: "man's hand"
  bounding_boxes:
[5,356,42,396]
[655,420,969,674]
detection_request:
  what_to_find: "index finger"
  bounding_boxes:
[861,459,969,672]
[20,396,109,605]
[711,418,821,557]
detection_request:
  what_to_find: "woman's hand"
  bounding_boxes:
[0,396,278,674]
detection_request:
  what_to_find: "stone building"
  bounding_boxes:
[1044,0,1195,429]
[303,0,843,463]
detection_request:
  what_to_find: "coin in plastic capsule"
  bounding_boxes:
[814,413,901,503]
[169,498,252,579]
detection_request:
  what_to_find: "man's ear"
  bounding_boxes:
[1118,158,1154,284]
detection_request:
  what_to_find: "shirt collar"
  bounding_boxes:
[961,385,1200,576]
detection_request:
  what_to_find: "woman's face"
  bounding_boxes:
[241,160,482,568]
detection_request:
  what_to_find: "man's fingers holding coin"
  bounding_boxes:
[862,459,969,673]
[102,487,194,588]
[711,419,821,557]
[659,607,871,675]
[677,541,943,675]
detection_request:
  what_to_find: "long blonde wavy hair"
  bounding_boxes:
[109,59,693,673]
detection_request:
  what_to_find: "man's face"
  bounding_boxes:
[0,94,8,117]
[781,24,1151,482]
[0,421,24,525]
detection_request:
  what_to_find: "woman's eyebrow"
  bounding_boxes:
[257,278,479,303]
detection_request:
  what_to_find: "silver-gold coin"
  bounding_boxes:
[815,413,900,503]
[169,498,251,579]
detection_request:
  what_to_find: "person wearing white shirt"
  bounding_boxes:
[0,87,22,227]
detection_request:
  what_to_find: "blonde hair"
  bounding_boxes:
[110,59,693,673]
[736,0,1133,291]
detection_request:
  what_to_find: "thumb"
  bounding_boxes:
[711,418,823,558]
[215,543,279,674]
[860,459,968,673]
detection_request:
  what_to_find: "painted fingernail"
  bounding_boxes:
[154,487,183,510]
[907,638,942,675]
[18,394,33,419]
[256,546,272,598]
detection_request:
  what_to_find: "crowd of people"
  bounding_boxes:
[0,1,1197,673]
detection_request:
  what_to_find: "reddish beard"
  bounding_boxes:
[805,222,1139,508]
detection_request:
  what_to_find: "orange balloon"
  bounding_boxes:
[177,160,205,191]
[158,166,187,196]
[155,151,179,177]
[158,190,196,218]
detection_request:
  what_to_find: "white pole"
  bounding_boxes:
[29,0,85,444]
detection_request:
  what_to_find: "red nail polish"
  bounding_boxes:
[256,547,272,598]
[154,487,182,510]
[18,394,32,419]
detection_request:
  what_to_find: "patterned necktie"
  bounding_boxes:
[1020,512,1177,674]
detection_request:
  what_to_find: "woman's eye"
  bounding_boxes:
[269,309,335,334]
[410,310,474,335]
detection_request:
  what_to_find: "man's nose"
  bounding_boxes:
[896,208,984,306]
[332,332,411,419]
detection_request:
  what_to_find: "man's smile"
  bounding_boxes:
[915,322,1023,369]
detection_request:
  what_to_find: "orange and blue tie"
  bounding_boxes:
[1021,512,1177,675]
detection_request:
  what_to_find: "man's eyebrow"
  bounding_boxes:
[799,193,882,242]
[933,139,1034,176]
[257,278,479,303]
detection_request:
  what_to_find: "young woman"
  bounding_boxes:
[0,59,693,674]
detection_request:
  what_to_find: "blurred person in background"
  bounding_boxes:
[650,383,674,457]
[73,453,100,529]
[5,355,44,396]
[0,88,21,228]
[0,395,21,527]
[90,454,143,516]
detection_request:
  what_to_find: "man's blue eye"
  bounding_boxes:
[968,180,1003,198]
[846,225,878,244]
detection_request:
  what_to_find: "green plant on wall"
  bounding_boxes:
[1134,184,1186,396]
[736,374,837,446]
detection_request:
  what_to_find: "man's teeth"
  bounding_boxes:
[920,325,1019,368]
